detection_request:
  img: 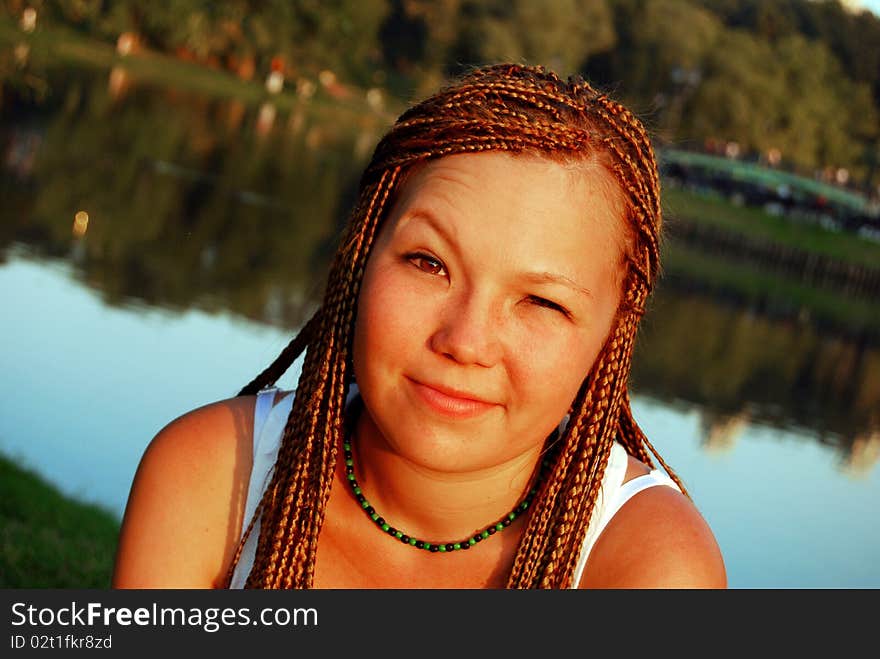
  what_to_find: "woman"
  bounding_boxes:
[112,63,726,589]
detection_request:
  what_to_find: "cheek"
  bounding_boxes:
[530,332,603,386]
[353,263,424,378]
[511,308,618,419]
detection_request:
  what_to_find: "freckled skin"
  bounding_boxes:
[352,152,624,478]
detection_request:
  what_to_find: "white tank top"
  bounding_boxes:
[229,386,680,589]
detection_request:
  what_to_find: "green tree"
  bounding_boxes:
[452,0,615,75]
[586,0,723,137]
[684,30,877,176]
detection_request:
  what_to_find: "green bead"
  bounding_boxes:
[381,523,390,532]
[468,538,476,545]
[439,545,446,552]
[453,543,461,550]
[354,487,361,495]
[346,473,355,481]
[361,501,370,509]
[481,530,489,539]
[408,538,417,545]
[371,513,379,521]
[343,442,351,450]
[345,458,353,466]
[508,512,516,520]
[423,543,432,551]
[495,523,504,531]
[395,531,403,539]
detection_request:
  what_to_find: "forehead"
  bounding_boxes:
[382,152,626,256]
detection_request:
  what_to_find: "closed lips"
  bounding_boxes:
[408,378,499,416]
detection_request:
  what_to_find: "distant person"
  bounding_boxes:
[112,63,726,589]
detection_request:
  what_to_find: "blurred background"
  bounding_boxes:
[1,0,878,588]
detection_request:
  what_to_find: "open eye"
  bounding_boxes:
[406,252,447,277]
[526,295,571,318]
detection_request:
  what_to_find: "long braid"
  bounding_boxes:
[548,319,635,585]
[237,312,322,397]
[512,303,634,587]
[233,63,681,589]
[237,170,399,588]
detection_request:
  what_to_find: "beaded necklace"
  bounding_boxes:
[343,436,552,553]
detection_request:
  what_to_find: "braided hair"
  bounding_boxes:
[225,63,685,589]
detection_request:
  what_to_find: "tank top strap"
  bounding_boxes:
[253,386,278,440]
[229,386,293,589]
[571,451,681,588]
[615,469,681,505]
[230,385,360,588]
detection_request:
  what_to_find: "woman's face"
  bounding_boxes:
[353,152,626,474]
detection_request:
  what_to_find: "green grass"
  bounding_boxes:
[0,454,121,588]
[663,186,880,269]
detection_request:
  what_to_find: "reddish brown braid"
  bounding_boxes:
[224,63,685,590]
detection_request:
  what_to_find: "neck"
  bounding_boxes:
[348,405,545,544]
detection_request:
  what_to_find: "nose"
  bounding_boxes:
[428,288,503,367]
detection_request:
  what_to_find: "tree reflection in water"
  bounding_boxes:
[2,64,879,476]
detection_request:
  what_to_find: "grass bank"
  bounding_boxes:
[663,186,880,269]
[0,454,120,588]
[0,16,401,123]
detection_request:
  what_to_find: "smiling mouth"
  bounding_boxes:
[407,378,499,418]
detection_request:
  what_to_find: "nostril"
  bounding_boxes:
[429,326,500,368]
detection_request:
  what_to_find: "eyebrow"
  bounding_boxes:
[520,272,594,300]
[398,208,457,248]
[399,208,593,300]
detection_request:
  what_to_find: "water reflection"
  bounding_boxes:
[2,59,879,587]
[633,285,880,469]
[2,61,879,469]
[2,65,386,327]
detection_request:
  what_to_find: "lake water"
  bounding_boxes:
[2,56,878,589]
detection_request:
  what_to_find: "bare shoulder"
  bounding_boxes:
[579,454,727,589]
[112,395,258,589]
